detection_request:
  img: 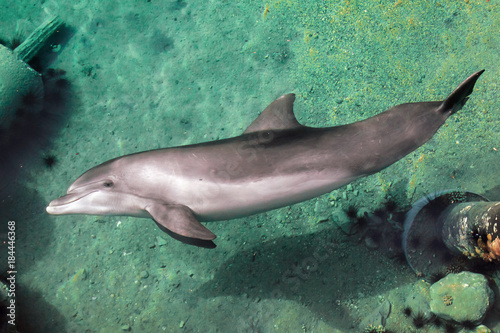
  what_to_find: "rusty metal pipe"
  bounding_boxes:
[441,201,500,261]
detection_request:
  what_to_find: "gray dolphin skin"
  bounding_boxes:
[47,70,484,248]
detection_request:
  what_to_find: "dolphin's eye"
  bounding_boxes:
[103,180,114,188]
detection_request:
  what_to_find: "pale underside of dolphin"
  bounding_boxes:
[47,70,484,248]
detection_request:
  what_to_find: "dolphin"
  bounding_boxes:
[46,70,484,248]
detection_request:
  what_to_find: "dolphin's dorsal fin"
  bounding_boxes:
[243,94,302,134]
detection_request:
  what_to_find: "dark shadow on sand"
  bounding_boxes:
[196,225,412,330]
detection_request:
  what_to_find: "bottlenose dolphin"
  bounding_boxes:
[47,70,484,248]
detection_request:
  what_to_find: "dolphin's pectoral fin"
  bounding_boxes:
[243,93,303,134]
[154,221,216,249]
[146,204,217,248]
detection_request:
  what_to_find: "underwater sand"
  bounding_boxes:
[0,0,499,332]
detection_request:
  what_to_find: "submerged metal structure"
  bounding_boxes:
[403,190,500,276]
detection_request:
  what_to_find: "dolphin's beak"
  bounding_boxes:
[46,190,97,214]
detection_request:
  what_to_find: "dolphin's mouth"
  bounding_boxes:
[46,190,98,213]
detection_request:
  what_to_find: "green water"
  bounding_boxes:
[0,0,499,332]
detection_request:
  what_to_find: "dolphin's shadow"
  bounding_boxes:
[196,224,411,329]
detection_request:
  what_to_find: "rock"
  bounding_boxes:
[405,280,433,320]
[155,236,168,246]
[72,268,87,282]
[430,272,494,324]
[475,325,492,333]
[314,200,330,222]
[364,236,380,249]
[331,208,353,234]
[358,300,391,330]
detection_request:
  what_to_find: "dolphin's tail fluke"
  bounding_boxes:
[439,69,485,115]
